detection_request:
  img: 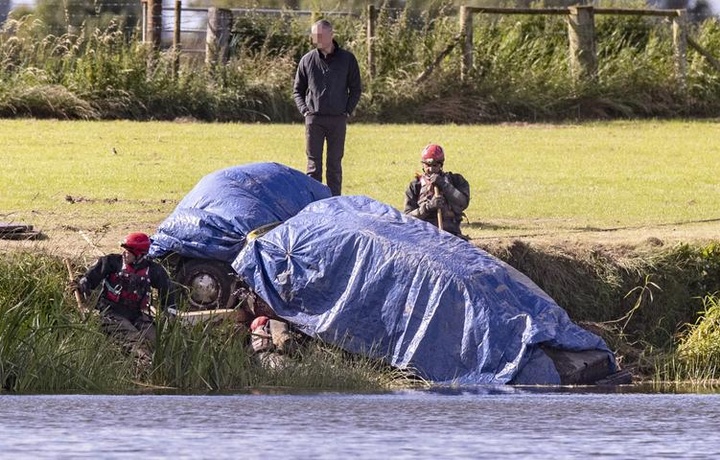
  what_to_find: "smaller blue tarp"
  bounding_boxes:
[149,162,332,263]
[232,195,616,385]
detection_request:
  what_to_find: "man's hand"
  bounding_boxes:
[74,277,90,300]
[427,173,450,190]
[417,194,445,215]
[428,194,446,211]
[417,201,432,217]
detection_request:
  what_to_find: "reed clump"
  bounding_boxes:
[1,6,720,122]
[0,251,402,393]
[0,251,131,392]
[670,293,720,383]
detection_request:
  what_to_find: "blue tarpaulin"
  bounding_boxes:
[149,162,332,262]
[232,195,616,385]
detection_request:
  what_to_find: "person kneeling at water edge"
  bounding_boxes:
[249,315,302,369]
[77,232,176,359]
[404,144,470,238]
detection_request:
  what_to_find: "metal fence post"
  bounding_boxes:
[367,4,376,80]
[141,0,147,44]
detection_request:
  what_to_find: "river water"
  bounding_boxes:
[1,386,719,459]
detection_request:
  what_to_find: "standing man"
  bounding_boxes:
[404,144,471,238]
[293,19,362,196]
[77,232,176,359]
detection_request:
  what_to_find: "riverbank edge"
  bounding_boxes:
[4,236,720,385]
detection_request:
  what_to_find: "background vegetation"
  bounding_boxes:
[1,1,720,122]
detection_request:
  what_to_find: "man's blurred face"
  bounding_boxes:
[311,23,334,51]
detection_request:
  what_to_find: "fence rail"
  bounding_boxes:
[462,6,682,16]
[459,6,687,85]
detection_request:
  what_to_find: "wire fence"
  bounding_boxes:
[155,5,359,54]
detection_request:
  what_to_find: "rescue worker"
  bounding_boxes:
[404,144,470,238]
[77,232,176,358]
[249,315,299,370]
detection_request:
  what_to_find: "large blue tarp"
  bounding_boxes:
[149,162,332,263]
[232,195,616,385]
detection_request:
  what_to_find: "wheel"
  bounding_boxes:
[176,259,235,311]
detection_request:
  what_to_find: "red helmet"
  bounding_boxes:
[121,232,151,255]
[421,144,445,164]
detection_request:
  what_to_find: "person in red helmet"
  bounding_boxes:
[77,232,176,359]
[404,144,470,238]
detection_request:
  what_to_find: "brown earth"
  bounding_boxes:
[3,214,719,260]
[0,208,170,261]
[475,218,720,255]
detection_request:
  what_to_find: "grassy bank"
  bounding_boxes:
[4,239,720,390]
[1,5,720,122]
[484,240,720,379]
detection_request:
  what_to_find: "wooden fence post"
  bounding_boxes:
[147,0,162,50]
[173,0,182,77]
[459,6,473,82]
[140,0,147,43]
[567,6,597,84]
[672,9,687,92]
[367,4,376,80]
[206,8,233,66]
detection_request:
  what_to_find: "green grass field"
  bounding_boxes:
[2,119,720,245]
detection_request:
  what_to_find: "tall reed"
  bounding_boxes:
[0,252,132,392]
[672,293,720,382]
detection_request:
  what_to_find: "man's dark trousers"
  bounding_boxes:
[305,114,347,196]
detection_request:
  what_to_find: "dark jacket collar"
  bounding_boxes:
[317,39,341,59]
